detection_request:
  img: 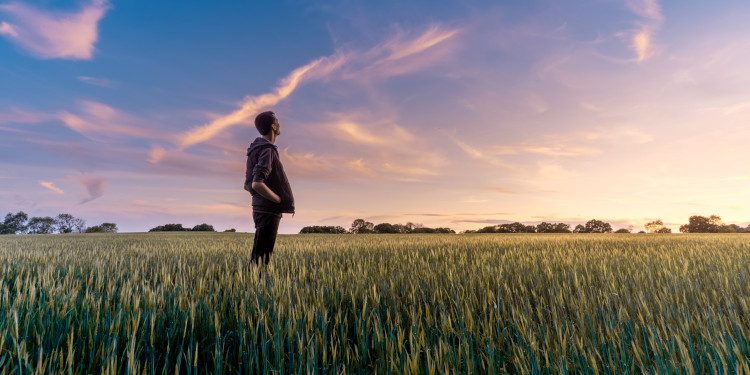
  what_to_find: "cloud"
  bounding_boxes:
[0,21,17,37]
[538,163,576,181]
[58,101,168,141]
[625,0,663,22]
[623,0,663,62]
[492,186,517,194]
[0,108,55,124]
[354,25,461,78]
[70,175,106,203]
[0,0,110,60]
[346,159,377,177]
[77,76,118,87]
[279,148,339,180]
[492,143,600,156]
[328,118,415,146]
[453,138,510,167]
[147,145,167,164]
[378,24,460,63]
[168,24,459,156]
[175,54,348,152]
[39,181,64,194]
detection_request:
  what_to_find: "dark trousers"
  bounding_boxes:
[250,211,281,266]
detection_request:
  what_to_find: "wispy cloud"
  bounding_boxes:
[39,181,64,194]
[70,175,106,203]
[453,139,509,167]
[624,0,663,62]
[492,143,600,156]
[77,76,118,87]
[378,25,460,63]
[166,24,460,158]
[0,0,110,60]
[327,118,415,146]
[354,25,461,78]
[0,108,55,124]
[58,101,168,141]
[173,54,348,155]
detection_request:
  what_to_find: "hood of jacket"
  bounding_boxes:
[247,137,276,156]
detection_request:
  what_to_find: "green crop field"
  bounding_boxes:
[1,233,750,374]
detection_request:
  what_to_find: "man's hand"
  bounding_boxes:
[251,181,281,204]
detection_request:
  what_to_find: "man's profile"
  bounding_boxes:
[244,111,294,271]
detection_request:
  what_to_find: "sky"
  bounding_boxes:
[1,0,750,234]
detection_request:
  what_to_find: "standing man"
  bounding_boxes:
[244,111,294,270]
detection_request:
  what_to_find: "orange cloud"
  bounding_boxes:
[0,0,110,60]
[39,181,64,194]
[329,120,414,146]
[346,159,377,177]
[624,0,663,63]
[176,54,348,151]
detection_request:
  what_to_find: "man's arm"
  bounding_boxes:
[251,181,281,204]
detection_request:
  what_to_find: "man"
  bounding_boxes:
[245,111,294,270]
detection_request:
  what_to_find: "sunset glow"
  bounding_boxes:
[2,0,750,233]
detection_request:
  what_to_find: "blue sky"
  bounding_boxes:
[2,0,750,233]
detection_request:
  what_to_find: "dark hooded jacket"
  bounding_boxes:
[245,137,295,214]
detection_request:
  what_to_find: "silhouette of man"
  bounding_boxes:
[244,111,294,270]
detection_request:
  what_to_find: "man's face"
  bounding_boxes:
[273,118,280,136]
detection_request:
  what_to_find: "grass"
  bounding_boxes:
[1,232,750,373]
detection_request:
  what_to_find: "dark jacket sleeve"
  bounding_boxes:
[252,147,274,183]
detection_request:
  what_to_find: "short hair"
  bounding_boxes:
[254,111,276,136]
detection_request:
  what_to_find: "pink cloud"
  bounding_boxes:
[0,0,110,60]
[70,175,106,203]
[77,76,118,87]
[623,0,663,62]
[58,101,170,141]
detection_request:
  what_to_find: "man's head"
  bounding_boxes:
[255,111,279,136]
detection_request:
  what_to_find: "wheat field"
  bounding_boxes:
[1,233,750,373]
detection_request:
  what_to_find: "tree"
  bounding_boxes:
[224,228,237,232]
[374,223,399,234]
[27,216,56,234]
[149,223,188,232]
[477,225,496,233]
[680,215,718,233]
[1,211,28,234]
[584,219,612,233]
[495,222,536,233]
[614,228,631,233]
[644,220,665,233]
[350,219,374,234]
[655,227,672,233]
[55,213,77,233]
[299,226,347,234]
[192,223,216,232]
[573,220,612,233]
[85,225,106,233]
[101,223,118,233]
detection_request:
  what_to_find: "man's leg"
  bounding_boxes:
[250,212,281,268]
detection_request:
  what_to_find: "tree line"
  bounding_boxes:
[0,211,118,234]
[148,223,236,232]
[300,219,456,234]
[465,215,750,234]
